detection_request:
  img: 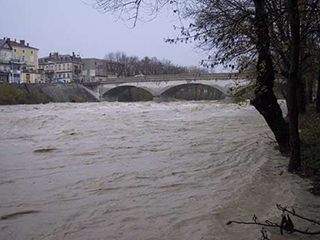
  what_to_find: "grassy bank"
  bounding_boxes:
[0,83,98,105]
[299,105,320,195]
[0,83,51,104]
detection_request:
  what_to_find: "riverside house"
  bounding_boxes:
[39,52,83,83]
[6,38,40,83]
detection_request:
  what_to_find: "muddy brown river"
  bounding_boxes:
[0,101,319,240]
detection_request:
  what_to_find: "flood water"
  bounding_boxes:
[0,101,319,240]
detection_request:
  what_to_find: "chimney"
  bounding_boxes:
[72,52,75,57]
[7,38,10,42]
[20,40,25,45]
[27,43,29,46]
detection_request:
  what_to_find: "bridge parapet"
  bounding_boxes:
[83,73,254,86]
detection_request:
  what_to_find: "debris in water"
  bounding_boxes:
[33,147,58,153]
[1,210,40,220]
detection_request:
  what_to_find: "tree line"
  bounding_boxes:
[104,51,208,77]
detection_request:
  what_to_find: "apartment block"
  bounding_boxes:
[39,52,83,83]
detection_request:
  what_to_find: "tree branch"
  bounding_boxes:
[227,204,320,236]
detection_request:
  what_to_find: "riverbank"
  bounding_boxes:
[299,105,320,195]
[0,83,98,105]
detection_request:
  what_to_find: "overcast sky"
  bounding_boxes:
[0,0,211,68]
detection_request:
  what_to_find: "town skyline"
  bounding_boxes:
[0,0,207,68]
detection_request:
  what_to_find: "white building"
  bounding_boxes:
[0,39,12,82]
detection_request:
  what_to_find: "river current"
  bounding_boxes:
[0,101,319,240]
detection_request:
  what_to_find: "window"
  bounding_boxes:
[67,64,70,70]
[31,51,34,54]
[21,56,26,62]
[58,65,61,70]
[22,50,25,53]
[13,65,20,70]
[30,56,34,63]
[14,55,17,60]
[67,73,70,78]
[14,49,17,52]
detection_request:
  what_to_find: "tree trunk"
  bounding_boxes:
[287,0,301,172]
[251,0,290,153]
[298,0,307,113]
[297,76,307,113]
[317,55,320,113]
[307,78,313,104]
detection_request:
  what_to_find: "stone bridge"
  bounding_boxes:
[83,73,251,102]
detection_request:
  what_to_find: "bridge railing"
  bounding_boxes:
[83,73,255,86]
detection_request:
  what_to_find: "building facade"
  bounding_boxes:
[7,38,40,83]
[39,52,83,83]
[0,39,12,82]
[82,58,123,82]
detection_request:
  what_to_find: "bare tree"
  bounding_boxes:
[104,51,205,76]
[92,0,173,26]
[286,0,302,171]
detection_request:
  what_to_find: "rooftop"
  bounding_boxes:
[0,39,12,50]
[39,52,82,64]
[4,38,39,50]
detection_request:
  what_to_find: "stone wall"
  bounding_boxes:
[0,83,99,105]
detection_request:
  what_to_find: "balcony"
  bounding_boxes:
[10,70,21,74]
[10,59,24,64]
[0,59,10,64]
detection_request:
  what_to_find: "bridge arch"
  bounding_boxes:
[159,83,226,101]
[102,85,154,102]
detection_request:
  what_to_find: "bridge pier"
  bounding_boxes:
[153,95,176,102]
[224,96,237,103]
[153,96,165,102]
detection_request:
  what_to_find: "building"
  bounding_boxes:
[6,38,40,83]
[82,58,123,82]
[38,52,83,83]
[0,39,12,82]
